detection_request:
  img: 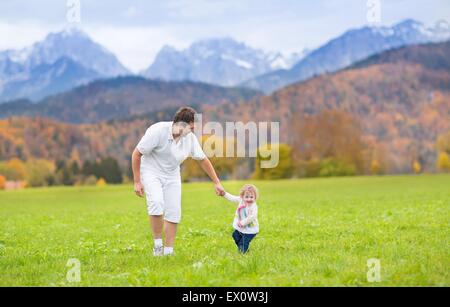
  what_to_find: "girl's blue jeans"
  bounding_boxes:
[232,229,257,253]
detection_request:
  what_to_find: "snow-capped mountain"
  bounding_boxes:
[242,19,450,93]
[141,37,306,87]
[0,28,129,102]
[266,49,310,70]
[0,57,101,102]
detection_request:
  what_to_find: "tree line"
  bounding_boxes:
[0,156,123,189]
[1,109,449,189]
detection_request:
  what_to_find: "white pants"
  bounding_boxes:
[141,171,182,223]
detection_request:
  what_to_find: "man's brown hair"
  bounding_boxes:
[173,106,197,124]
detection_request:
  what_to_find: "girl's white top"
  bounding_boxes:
[223,192,259,234]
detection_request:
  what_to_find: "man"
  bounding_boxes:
[131,107,225,256]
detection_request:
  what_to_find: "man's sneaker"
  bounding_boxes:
[153,245,164,256]
[163,247,174,256]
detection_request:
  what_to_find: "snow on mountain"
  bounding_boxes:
[141,37,305,87]
[241,19,450,93]
[0,28,130,102]
[266,49,310,70]
[0,57,101,102]
[22,28,129,76]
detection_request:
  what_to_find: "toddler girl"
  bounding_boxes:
[221,184,259,253]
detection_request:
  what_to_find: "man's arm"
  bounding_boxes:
[198,157,225,196]
[132,148,144,197]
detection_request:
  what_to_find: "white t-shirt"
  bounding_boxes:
[136,121,206,177]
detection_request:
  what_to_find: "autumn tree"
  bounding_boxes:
[436,132,450,152]
[181,136,239,181]
[253,144,293,180]
[437,152,450,171]
[436,132,450,172]
[412,160,422,174]
[370,159,382,175]
[291,109,365,177]
[25,159,56,187]
[55,160,76,186]
[0,158,27,180]
[0,175,6,189]
[96,178,107,186]
[97,157,123,183]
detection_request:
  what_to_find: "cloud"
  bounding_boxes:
[0,0,448,72]
[85,25,184,73]
[0,20,57,51]
[124,6,140,19]
[163,0,251,19]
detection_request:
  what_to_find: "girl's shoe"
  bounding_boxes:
[153,246,164,256]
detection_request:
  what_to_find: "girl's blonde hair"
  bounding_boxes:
[239,184,259,199]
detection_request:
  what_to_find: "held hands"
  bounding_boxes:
[215,183,225,196]
[134,181,144,197]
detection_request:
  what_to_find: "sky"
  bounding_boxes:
[0,0,449,72]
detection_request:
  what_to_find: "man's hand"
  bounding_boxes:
[134,182,144,197]
[215,183,225,196]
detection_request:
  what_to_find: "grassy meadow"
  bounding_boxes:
[0,174,449,286]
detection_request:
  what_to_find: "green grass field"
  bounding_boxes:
[0,174,449,286]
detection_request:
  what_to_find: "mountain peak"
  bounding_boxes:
[0,27,129,101]
[190,37,251,54]
[25,27,129,77]
[142,36,304,86]
[395,18,422,28]
[242,18,450,93]
[60,27,88,38]
[160,45,178,53]
[393,19,425,34]
[194,36,240,45]
[434,19,450,31]
[45,27,90,43]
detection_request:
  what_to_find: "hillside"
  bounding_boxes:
[242,19,450,93]
[0,105,207,171]
[207,41,450,172]
[0,116,150,171]
[0,29,129,101]
[0,42,449,174]
[0,76,262,124]
[141,37,307,87]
